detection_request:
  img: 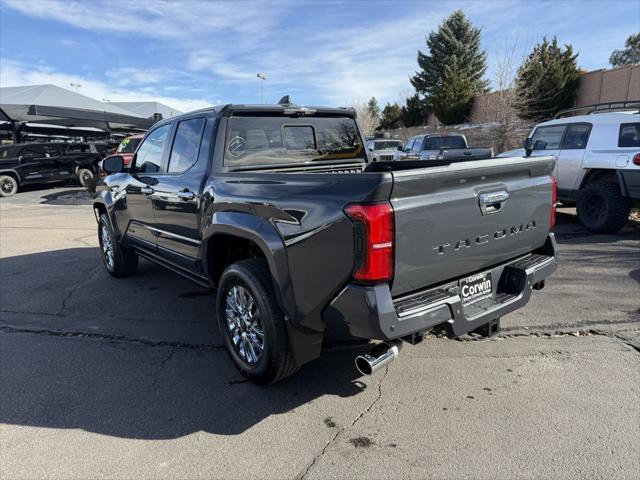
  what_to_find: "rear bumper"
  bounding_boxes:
[324,234,557,340]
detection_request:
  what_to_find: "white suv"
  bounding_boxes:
[499,109,640,233]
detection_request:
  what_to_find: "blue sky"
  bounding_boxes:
[1,0,638,112]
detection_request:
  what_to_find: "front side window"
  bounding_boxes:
[530,125,567,150]
[562,124,591,149]
[168,118,205,173]
[133,125,171,174]
[20,145,45,157]
[0,146,22,158]
[403,138,415,152]
[618,123,640,148]
[42,144,61,157]
[411,137,423,153]
[224,116,364,168]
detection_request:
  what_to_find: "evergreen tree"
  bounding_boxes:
[431,68,475,125]
[379,103,403,130]
[515,36,580,122]
[610,33,640,67]
[401,94,428,127]
[366,97,381,125]
[411,10,489,124]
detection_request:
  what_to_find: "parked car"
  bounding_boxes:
[94,101,557,384]
[366,139,403,161]
[498,108,640,233]
[0,142,101,197]
[395,133,492,161]
[114,134,144,166]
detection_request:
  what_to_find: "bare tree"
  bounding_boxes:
[487,38,531,153]
[351,98,378,137]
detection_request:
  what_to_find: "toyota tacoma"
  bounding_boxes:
[94,99,558,384]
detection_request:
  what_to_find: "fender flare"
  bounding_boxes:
[202,211,295,319]
[0,169,22,184]
[92,190,122,240]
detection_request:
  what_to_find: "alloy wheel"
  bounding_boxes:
[225,285,265,364]
[100,223,115,269]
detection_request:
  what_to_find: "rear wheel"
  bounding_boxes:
[0,175,18,197]
[98,214,138,277]
[78,168,95,188]
[577,182,631,233]
[216,258,297,384]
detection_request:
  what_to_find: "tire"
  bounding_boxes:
[77,168,95,188]
[577,181,631,234]
[0,175,18,197]
[216,258,297,384]
[98,213,138,277]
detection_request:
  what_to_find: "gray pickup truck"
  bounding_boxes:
[94,100,558,384]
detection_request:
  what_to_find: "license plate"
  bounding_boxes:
[459,271,492,304]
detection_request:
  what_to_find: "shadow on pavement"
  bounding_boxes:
[0,247,370,439]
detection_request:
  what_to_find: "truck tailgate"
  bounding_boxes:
[390,156,555,297]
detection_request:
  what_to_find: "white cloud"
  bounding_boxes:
[0,59,212,113]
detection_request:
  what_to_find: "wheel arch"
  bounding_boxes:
[202,211,295,318]
[0,169,21,184]
[92,191,122,239]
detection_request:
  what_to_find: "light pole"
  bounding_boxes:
[70,82,82,94]
[256,73,267,104]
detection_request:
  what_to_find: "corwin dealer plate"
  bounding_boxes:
[459,271,492,304]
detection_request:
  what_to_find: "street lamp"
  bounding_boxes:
[70,82,82,93]
[256,73,267,104]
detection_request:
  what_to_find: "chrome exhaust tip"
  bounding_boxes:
[355,340,402,375]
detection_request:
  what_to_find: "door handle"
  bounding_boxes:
[479,191,509,215]
[141,186,154,195]
[177,190,195,200]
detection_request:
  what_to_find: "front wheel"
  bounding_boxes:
[577,182,631,234]
[0,175,18,197]
[216,259,297,384]
[98,214,138,277]
[77,168,95,188]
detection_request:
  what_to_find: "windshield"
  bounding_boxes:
[117,137,141,154]
[224,115,365,168]
[374,141,401,150]
[422,135,466,150]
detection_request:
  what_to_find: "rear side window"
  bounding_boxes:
[133,124,171,174]
[168,117,205,173]
[67,144,90,153]
[618,123,640,147]
[530,125,567,150]
[224,116,364,168]
[562,124,591,149]
[42,144,61,156]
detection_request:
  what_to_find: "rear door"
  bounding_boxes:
[389,156,556,296]
[151,116,208,271]
[557,123,591,190]
[43,144,74,181]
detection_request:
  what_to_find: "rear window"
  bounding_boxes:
[117,137,142,154]
[224,116,364,168]
[422,135,466,150]
[618,123,640,147]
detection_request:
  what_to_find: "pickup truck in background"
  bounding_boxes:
[394,132,493,162]
[94,100,558,384]
[0,142,102,197]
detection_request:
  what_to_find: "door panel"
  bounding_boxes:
[152,117,207,271]
[557,123,591,190]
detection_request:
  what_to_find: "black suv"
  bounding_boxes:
[0,142,101,197]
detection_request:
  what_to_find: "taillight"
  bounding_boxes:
[345,202,394,282]
[550,175,557,230]
[633,153,640,166]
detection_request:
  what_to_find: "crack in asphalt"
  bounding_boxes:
[57,266,103,315]
[0,326,226,351]
[298,365,389,480]
[148,350,177,393]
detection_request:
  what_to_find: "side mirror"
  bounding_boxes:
[523,138,533,157]
[102,155,124,174]
[368,146,374,152]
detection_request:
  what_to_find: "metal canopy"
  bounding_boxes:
[0,85,158,135]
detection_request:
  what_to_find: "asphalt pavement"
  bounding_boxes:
[1,187,639,479]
